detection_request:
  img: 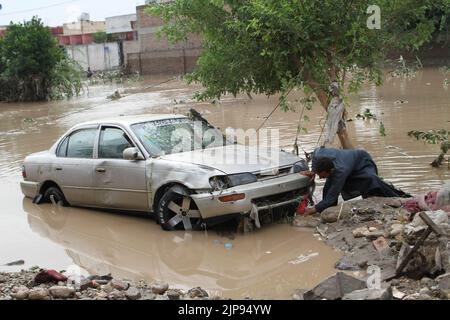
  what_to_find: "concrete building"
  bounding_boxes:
[127,3,202,75]
[106,13,137,41]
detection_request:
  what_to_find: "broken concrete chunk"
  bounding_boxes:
[389,224,405,237]
[303,272,367,300]
[342,287,392,300]
[372,236,389,253]
[436,273,450,290]
[352,227,370,238]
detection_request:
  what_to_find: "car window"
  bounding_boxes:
[66,129,97,159]
[57,137,69,157]
[98,127,133,159]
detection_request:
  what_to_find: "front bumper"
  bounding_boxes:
[191,174,311,219]
[20,181,41,199]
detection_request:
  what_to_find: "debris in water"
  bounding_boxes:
[224,243,233,250]
[288,252,319,265]
[4,260,25,266]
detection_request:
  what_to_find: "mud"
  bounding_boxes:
[0,68,449,299]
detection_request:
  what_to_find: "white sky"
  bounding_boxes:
[0,0,147,26]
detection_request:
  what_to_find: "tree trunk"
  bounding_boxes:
[303,69,354,150]
[314,88,354,149]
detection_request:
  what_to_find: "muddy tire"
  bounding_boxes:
[158,187,202,231]
[43,186,68,207]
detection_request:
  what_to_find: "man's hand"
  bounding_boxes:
[299,171,316,182]
[304,207,317,216]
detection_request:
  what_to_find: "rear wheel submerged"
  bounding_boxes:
[43,186,69,207]
[158,187,202,231]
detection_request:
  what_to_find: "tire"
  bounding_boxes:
[43,186,69,207]
[158,186,203,231]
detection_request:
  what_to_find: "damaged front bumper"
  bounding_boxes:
[190,174,311,219]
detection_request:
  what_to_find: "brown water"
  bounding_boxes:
[0,68,449,299]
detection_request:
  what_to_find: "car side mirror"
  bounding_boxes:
[123,147,144,161]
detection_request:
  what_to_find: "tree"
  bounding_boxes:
[0,17,82,102]
[148,0,450,149]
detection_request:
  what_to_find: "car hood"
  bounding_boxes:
[158,144,301,174]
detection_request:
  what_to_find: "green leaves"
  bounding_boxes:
[0,17,82,102]
[408,129,450,167]
[148,0,449,108]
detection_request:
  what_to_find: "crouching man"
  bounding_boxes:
[300,147,410,216]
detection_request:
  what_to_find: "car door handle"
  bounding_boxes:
[96,168,106,173]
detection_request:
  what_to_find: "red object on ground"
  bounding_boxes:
[296,196,309,215]
[34,269,67,284]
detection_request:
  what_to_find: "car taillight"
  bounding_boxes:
[22,165,27,179]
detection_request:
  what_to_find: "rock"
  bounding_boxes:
[11,287,29,300]
[151,281,169,295]
[321,205,351,223]
[188,287,209,299]
[366,230,386,240]
[166,289,181,300]
[369,227,378,232]
[79,279,96,291]
[34,269,67,284]
[101,283,114,294]
[342,287,393,300]
[88,274,113,281]
[49,286,75,299]
[420,277,435,287]
[303,272,367,300]
[389,224,404,237]
[125,287,141,300]
[110,279,129,291]
[352,227,370,238]
[436,273,450,290]
[384,199,403,208]
[419,288,432,296]
[140,293,157,300]
[372,236,389,253]
[28,288,50,300]
[108,290,125,300]
[392,287,406,300]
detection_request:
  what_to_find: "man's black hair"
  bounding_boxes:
[315,157,335,173]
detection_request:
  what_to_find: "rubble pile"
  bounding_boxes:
[0,269,220,301]
[294,195,450,300]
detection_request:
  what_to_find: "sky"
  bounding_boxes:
[0,0,147,27]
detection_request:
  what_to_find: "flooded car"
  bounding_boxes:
[20,114,312,230]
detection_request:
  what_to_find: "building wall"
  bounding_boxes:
[130,5,202,75]
[123,40,140,66]
[63,21,106,36]
[106,14,137,34]
[66,42,120,71]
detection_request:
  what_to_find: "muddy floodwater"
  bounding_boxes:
[1,68,449,299]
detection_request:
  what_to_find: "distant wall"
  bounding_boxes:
[66,42,120,71]
[123,40,140,66]
[129,5,202,75]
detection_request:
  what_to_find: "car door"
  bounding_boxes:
[53,126,97,206]
[92,125,148,212]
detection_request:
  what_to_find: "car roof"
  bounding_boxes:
[72,114,188,128]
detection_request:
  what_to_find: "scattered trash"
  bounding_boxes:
[394,100,408,105]
[265,251,272,255]
[34,269,67,284]
[224,243,233,250]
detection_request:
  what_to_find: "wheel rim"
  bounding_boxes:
[165,196,201,230]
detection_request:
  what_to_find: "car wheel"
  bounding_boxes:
[158,187,202,231]
[43,186,69,207]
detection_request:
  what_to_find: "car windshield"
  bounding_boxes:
[131,118,230,156]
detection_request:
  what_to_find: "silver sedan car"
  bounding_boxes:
[21,114,312,231]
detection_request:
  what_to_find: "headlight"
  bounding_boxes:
[293,160,309,173]
[209,173,257,190]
